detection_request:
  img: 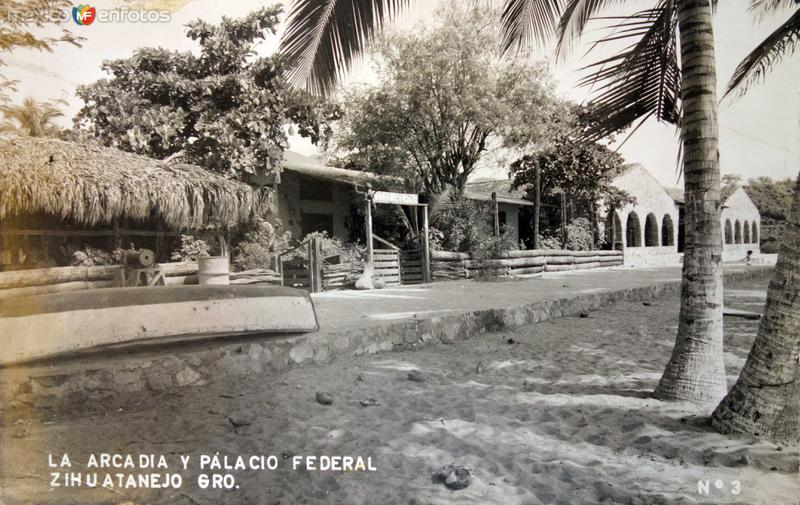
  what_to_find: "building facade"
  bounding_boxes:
[606,164,681,267]
[720,186,761,262]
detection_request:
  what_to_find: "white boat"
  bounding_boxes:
[0,285,318,366]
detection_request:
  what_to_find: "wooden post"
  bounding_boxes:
[308,238,315,292]
[533,164,541,249]
[113,221,122,250]
[311,236,323,292]
[560,192,567,249]
[610,207,617,251]
[491,191,500,239]
[365,195,374,265]
[422,204,431,283]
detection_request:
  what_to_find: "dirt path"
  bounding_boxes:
[1,274,797,505]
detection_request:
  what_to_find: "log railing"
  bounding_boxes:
[0,262,200,301]
[431,249,624,280]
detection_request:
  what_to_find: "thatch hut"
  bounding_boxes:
[0,137,270,270]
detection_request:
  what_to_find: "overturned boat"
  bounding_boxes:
[0,285,318,366]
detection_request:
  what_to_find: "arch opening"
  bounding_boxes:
[626,212,642,247]
[661,215,675,246]
[644,213,659,247]
[605,211,623,250]
[724,219,733,245]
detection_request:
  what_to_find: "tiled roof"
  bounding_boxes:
[664,185,738,205]
[281,150,399,186]
[664,187,684,204]
[464,179,533,206]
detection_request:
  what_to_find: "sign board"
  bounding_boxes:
[371,191,420,206]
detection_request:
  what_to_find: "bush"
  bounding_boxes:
[761,239,779,254]
[537,233,562,250]
[301,231,364,263]
[232,219,292,271]
[535,218,596,251]
[470,229,518,260]
[430,196,517,254]
[171,235,210,262]
[565,217,595,251]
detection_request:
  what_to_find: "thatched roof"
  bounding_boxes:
[0,137,270,229]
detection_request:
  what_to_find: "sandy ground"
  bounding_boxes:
[1,274,797,505]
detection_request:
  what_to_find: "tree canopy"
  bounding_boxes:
[327,4,557,194]
[510,105,631,209]
[744,176,796,222]
[73,7,336,180]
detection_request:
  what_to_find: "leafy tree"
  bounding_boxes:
[744,176,795,222]
[327,4,557,193]
[510,105,631,248]
[74,7,336,180]
[0,96,65,137]
[0,0,82,101]
[721,174,743,198]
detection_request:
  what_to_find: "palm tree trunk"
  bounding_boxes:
[711,174,800,440]
[653,0,726,410]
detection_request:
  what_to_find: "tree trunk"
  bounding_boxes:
[533,163,541,249]
[560,193,567,249]
[653,0,726,410]
[711,174,800,440]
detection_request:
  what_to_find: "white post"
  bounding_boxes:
[365,195,374,265]
[422,204,430,283]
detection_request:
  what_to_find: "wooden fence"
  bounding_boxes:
[431,249,624,281]
[0,262,282,301]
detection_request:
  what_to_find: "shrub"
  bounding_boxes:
[761,239,779,254]
[470,228,518,260]
[430,196,515,254]
[565,217,595,251]
[232,219,292,271]
[301,231,364,264]
[535,218,596,251]
[537,233,562,250]
[171,235,210,262]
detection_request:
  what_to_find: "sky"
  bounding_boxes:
[5,0,799,189]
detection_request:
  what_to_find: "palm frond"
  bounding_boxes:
[555,0,628,56]
[577,2,680,141]
[427,185,454,218]
[500,0,565,54]
[725,7,800,97]
[750,0,795,17]
[280,0,411,96]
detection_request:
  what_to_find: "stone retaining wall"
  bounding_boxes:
[0,269,767,412]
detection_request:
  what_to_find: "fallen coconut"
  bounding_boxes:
[316,392,333,405]
[407,370,424,382]
[432,464,473,490]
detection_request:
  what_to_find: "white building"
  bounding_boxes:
[720,186,762,261]
[606,164,762,267]
[606,164,680,267]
